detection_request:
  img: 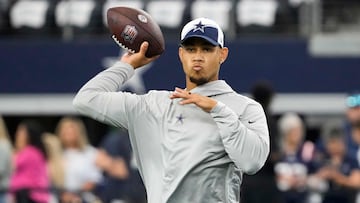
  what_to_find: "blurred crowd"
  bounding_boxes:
[0,117,146,203]
[242,83,360,203]
[0,89,360,203]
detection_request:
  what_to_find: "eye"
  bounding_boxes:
[203,47,214,52]
[185,47,195,52]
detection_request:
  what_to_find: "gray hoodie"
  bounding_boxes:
[73,61,270,203]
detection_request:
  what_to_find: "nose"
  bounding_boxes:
[192,49,204,62]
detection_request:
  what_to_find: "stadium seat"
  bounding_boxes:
[55,0,96,28]
[102,0,144,27]
[191,0,233,31]
[146,0,186,29]
[10,0,49,29]
[236,0,278,27]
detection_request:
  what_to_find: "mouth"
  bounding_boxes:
[192,65,203,71]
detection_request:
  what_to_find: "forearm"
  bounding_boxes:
[72,61,135,125]
[107,158,129,179]
[333,171,360,188]
[210,102,270,174]
[82,182,97,192]
[73,61,134,103]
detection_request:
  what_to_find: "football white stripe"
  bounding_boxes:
[112,35,135,53]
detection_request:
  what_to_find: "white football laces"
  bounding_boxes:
[112,35,135,53]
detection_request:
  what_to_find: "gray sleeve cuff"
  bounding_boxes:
[210,101,226,114]
[110,61,135,80]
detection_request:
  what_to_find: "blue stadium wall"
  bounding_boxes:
[0,38,359,93]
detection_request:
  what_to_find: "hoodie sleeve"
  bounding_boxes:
[210,101,270,174]
[72,61,143,129]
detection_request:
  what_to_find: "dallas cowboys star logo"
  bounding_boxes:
[192,21,206,33]
[176,114,185,124]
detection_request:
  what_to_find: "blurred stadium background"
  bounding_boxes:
[0,0,360,202]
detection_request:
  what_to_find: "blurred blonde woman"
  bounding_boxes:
[55,117,102,203]
[42,133,64,202]
[0,116,12,203]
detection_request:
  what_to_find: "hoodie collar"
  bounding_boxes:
[189,80,235,97]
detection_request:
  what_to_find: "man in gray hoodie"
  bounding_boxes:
[73,17,270,203]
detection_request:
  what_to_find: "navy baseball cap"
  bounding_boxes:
[180,18,224,47]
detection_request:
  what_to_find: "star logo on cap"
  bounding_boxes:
[192,21,206,33]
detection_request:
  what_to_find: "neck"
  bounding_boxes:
[284,140,299,154]
[185,76,219,91]
[186,77,197,91]
[330,154,343,164]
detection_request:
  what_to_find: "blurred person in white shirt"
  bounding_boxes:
[56,117,102,203]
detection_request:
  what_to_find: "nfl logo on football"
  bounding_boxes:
[121,25,138,44]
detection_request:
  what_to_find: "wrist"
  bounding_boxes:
[206,100,218,112]
[120,58,136,69]
[210,101,225,113]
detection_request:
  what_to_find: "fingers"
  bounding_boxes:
[170,87,217,112]
[170,87,192,99]
[120,41,160,69]
[139,41,149,56]
[170,87,196,105]
[140,41,160,61]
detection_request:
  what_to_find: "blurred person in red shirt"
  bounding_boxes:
[9,120,50,203]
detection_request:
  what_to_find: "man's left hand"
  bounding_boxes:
[170,87,217,112]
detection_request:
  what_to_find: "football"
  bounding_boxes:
[107,7,165,58]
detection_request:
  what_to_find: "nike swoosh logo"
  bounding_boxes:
[248,120,256,124]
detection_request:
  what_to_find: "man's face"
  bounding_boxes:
[346,106,360,123]
[179,37,228,86]
[286,125,304,146]
[326,138,345,157]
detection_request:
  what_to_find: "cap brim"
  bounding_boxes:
[181,35,221,47]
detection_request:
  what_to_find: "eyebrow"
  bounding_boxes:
[181,41,215,47]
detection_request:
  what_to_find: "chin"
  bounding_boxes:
[189,77,209,86]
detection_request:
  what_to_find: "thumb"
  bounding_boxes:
[139,41,149,56]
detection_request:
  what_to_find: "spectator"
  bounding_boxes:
[55,117,102,203]
[42,133,64,202]
[344,93,360,162]
[309,127,360,203]
[241,81,279,203]
[274,113,315,203]
[251,81,279,165]
[95,129,146,203]
[0,116,12,203]
[351,119,360,167]
[9,120,50,203]
[350,120,360,203]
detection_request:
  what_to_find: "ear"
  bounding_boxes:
[178,46,184,62]
[220,47,229,64]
